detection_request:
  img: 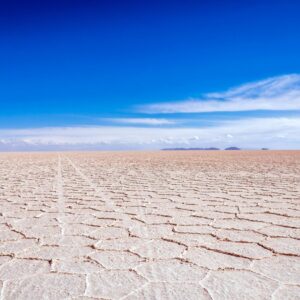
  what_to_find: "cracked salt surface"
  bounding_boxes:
[0,151,299,299]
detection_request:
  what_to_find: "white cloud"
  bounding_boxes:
[139,74,300,113]
[2,74,300,150]
[1,117,300,150]
[103,118,175,125]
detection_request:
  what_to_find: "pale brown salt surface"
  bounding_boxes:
[0,150,299,299]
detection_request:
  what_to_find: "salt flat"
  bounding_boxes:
[0,151,299,299]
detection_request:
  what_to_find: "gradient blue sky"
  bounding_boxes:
[1,0,300,150]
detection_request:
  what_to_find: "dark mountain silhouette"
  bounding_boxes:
[225,147,241,150]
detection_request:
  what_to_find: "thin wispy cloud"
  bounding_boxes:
[103,118,175,125]
[139,74,300,113]
[1,117,300,150]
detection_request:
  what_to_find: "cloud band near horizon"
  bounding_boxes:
[1,117,300,150]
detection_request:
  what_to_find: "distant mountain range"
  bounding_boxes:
[224,147,241,150]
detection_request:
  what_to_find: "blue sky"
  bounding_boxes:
[1,0,300,150]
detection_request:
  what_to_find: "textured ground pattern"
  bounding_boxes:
[0,151,300,300]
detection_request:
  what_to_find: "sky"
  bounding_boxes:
[1,0,300,150]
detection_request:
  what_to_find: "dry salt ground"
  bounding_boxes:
[0,151,299,299]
